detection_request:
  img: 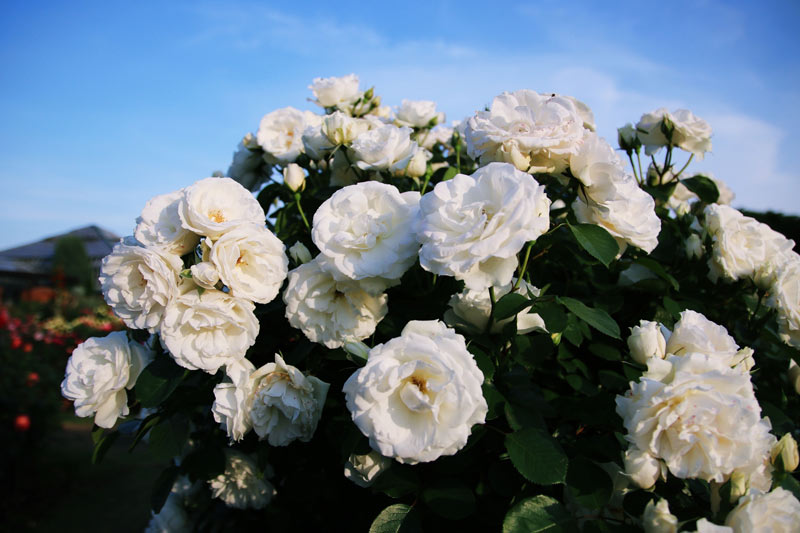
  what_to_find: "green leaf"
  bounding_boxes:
[151,465,180,513]
[369,503,422,533]
[148,416,190,461]
[531,302,568,333]
[565,457,613,509]
[505,428,568,485]
[681,175,719,203]
[503,495,577,533]
[421,479,476,520]
[136,356,186,408]
[558,297,621,339]
[372,465,420,499]
[634,257,679,291]
[588,343,621,361]
[482,383,505,421]
[778,473,800,501]
[469,344,495,381]
[442,166,459,181]
[91,431,119,464]
[494,292,532,321]
[568,223,619,268]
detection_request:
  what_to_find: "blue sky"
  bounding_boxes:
[1,0,798,250]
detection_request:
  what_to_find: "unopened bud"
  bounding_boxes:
[771,433,799,472]
[190,262,220,290]
[617,123,640,152]
[627,320,667,365]
[343,340,371,363]
[288,242,312,265]
[643,499,677,533]
[789,359,800,395]
[685,234,704,259]
[283,163,306,192]
[728,470,748,503]
[405,150,428,178]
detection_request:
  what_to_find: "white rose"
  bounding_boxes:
[321,111,373,145]
[417,162,551,290]
[344,450,391,487]
[209,223,288,304]
[211,358,256,441]
[628,320,667,365]
[418,125,454,151]
[405,148,428,178]
[209,450,275,510]
[572,170,661,254]
[312,181,420,284]
[257,107,322,164]
[666,310,743,363]
[643,499,677,533]
[245,354,329,446]
[616,353,774,483]
[61,331,153,428]
[569,132,625,187]
[178,177,266,240]
[226,133,271,192]
[563,95,596,131]
[350,124,418,173]
[395,99,445,128]
[189,261,219,290]
[160,281,258,373]
[703,204,795,285]
[329,150,359,186]
[134,190,200,256]
[99,239,182,332]
[725,488,800,532]
[283,257,388,348]
[465,90,585,173]
[624,447,664,489]
[637,108,712,158]
[309,74,361,109]
[445,279,545,334]
[288,241,312,265]
[300,122,336,160]
[771,257,800,349]
[343,320,487,464]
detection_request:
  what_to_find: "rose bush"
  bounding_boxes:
[64,74,799,531]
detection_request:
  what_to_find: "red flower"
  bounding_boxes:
[26,372,40,387]
[14,414,31,432]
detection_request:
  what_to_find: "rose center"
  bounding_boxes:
[208,209,226,223]
[409,375,427,394]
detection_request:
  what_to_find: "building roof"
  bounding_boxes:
[0,225,120,275]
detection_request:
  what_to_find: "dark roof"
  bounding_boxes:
[0,225,120,275]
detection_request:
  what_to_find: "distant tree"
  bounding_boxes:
[52,236,92,291]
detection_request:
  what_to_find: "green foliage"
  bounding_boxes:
[505,428,569,485]
[502,495,577,533]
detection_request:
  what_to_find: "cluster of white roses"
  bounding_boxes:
[619,310,800,528]
[700,204,800,348]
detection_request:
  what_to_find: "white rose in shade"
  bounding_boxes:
[628,320,667,365]
[789,359,800,395]
[664,310,755,372]
[283,257,388,349]
[624,447,664,489]
[643,499,678,533]
[61,331,153,428]
[312,181,420,284]
[209,224,288,304]
[772,257,800,349]
[178,177,266,240]
[344,450,391,487]
[329,150,359,187]
[692,519,732,533]
[245,354,329,446]
[227,133,271,193]
[343,320,487,464]
[685,234,704,259]
[160,282,258,373]
[465,90,585,173]
[134,189,200,255]
[257,106,322,164]
[417,162,550,290]
[309,74,361,109]
[209,450,275,510]
[637,108,712,158]
[445,279,545,334]
[99,240,182,332]
[725,488,800,532]
[395,99,445,128]
[145,492,190,533]
[616,353,773,483]
[350,124,418,173]
[211,358,256,441]
[703,204,795,285]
